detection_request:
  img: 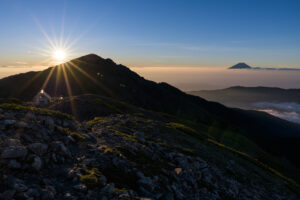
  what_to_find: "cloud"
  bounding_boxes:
[253,102,300,124]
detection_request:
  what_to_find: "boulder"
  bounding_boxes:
[45,117,55,131]
[28,143,48,156]
[8,159,21,169]
[32,156,42,171]
[1,146,27,159]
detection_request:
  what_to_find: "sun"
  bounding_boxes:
[53,49,66,62]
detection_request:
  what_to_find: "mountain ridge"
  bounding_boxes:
[1,54,300,172]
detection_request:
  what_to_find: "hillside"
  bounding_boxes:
[0,104,299,199]
[0,54,300,188]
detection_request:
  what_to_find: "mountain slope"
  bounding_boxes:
[188,86,300,107]
[1,54,300,169]
[0,105,299,199]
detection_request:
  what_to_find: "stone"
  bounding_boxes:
[101,184,115,194]
[26,188,40,198]
[174,168,182,175]
[73,184,87,192]
[8,159,21,169]
[161,192,174,200]
[4,119,15,126]
[98,175,107,186]
[137,177,153,191]
[0,190,16,199]
[28,143,48,156]
[45,117,55,131]
[25,113,36,121]
[1,146,27,158]
[51,141,71,158]
[32,156,42,171]
[16,121,28,128]
[3,139,21,147]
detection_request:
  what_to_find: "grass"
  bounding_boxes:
[86,117,106,127]
[98,145,122,155]
[68,131,85,141]
[117,147,172,177]
[0,103,74,120]
[207,138,300,194]
[166,122,200,138]
[79,168,101,188]
[180,147,198,156]
[114,130,137,142]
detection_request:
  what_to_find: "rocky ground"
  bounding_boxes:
[0,107,299,200]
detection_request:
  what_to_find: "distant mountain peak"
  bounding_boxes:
[229,62,252,69]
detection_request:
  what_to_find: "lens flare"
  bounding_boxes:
[53,49,66,62]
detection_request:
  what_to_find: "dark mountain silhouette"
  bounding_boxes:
[228,62,252,69]
[188,86,300,107]
[1,54,300,169]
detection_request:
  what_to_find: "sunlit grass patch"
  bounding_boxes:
[0,103,74,120]
[114,130,137,142]
[86,117,106,127]
[79,168,101,188]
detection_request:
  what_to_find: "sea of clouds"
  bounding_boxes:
[253,102,300,124]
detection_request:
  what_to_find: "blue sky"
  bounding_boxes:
[0,0,300,68]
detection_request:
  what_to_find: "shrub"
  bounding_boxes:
[79,168,101,188]
[69,132,85,141]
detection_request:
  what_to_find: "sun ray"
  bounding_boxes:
[68,61,114,97]
[61,64,77,117]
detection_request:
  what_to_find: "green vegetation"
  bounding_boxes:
[98,145,122,155]
[117,147,172,177]
[0,103,74,120]
[79,168,101,188]
[94,98,136,114]
[166,122,199,137]
[68,132,85,141]
[114,130,137,142]
[207,138,300,193]
[180,147,197,156]
[86,117,106,127]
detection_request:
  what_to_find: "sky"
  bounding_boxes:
[1,0,300,90]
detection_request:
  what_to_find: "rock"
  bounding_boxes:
[25,113,36,121]
[28,143,48,156]
[32,156,42,171]
[51,141,71,158]
[63,120,69,127]
[3,176,28,192]
[0,190,16,200]
[138,177,153,191]
[26,188,40,198]
[134,131,145,143]
[174,168,182,175]
[161,192,174,200]
[3,139,21,147]
[8,159,21,169]
[4,119,15,127]
[15,121,28,128]
[98,175,107,186]
[45,117,55,131]
[1,146,27,158]
[101,184,115,194]
[73,184,87,192]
